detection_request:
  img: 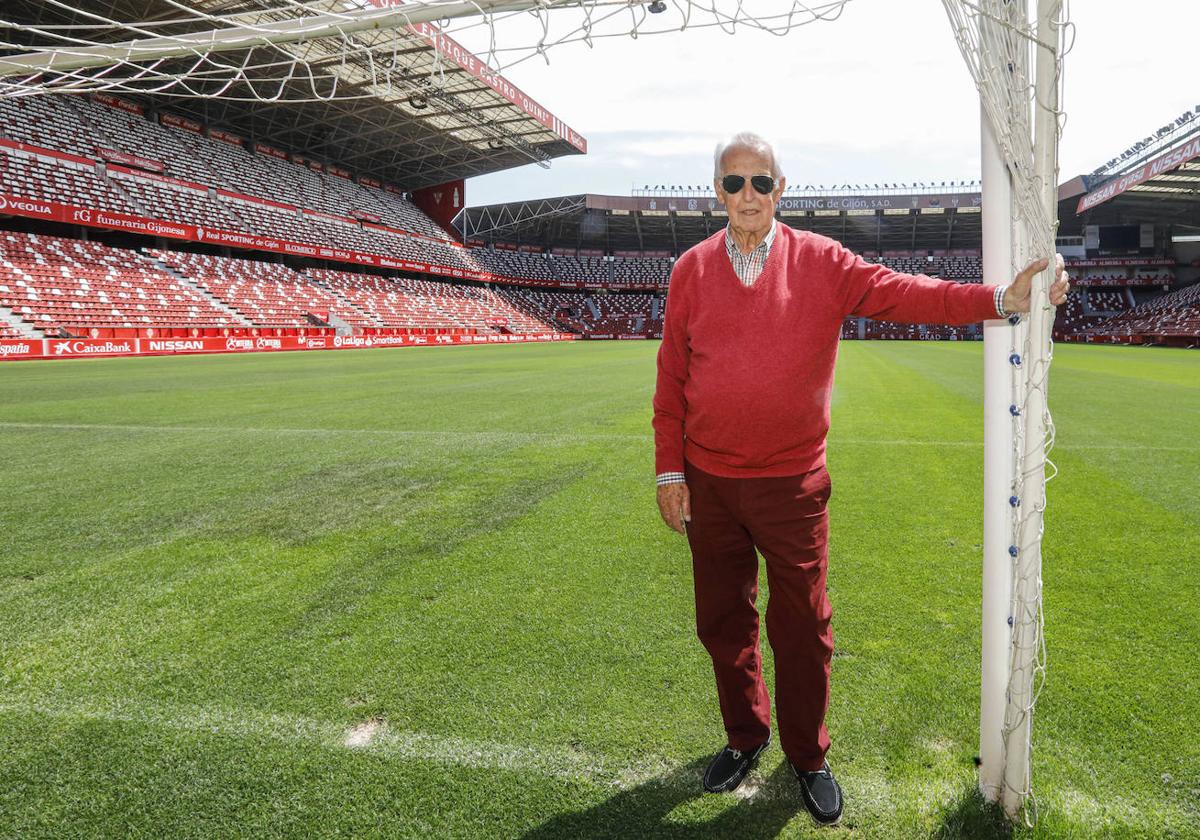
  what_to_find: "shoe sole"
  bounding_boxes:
[804,808,842,828]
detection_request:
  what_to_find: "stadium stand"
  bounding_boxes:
[1087,290,1131,313]
[459,250,983,290]
[875,254,983,280]
[4,88,1192,350]
[613,255,674,286]
[550,255,610,285]
[1079,282,1200,342]
[495,288,590,332]
[0,231,238,334]
[109,170,245,230]
[307,268,552,334]
[587,293,659,336]
[0,94,457,246]
[219,195,318,244]
[398,277,552,334]
[0,148,139,215]
[470,248,557,283]
[150,250,375,329]
[496,288,662,337]
[1052,291,1102,338]
[0,94,112,161]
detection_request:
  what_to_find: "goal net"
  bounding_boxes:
[0,2,852,101]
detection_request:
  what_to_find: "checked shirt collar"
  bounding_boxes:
[724,217,778,287]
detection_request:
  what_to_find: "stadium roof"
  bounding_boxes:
[457,189,985,255]
[1068,106,1200,227]
[2,1,586,191]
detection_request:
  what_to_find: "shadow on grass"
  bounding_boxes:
[520,758,812,839]
[929,780,1016,840]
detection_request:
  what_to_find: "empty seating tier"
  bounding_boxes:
[0,231,237,334]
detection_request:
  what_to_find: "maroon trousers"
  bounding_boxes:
[683,459,834,772]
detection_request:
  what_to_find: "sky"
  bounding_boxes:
[459,0,1199,208]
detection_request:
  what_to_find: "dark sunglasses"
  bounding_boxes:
[721,174,776,195]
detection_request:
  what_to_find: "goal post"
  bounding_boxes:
[951,0,1064,822]
[979,106,1018,806]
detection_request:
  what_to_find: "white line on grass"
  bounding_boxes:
[0,422,1191,452]
[0,698,671,790]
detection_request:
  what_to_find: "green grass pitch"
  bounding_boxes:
[0,340,1196,839]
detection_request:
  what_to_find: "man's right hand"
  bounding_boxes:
[657,482,692,536]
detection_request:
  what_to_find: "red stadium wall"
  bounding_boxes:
[410,179,466,241]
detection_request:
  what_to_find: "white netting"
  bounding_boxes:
[0,1,852,101]
[943,0,1070,825]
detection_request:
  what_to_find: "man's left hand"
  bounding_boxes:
[1003,254,1069,314]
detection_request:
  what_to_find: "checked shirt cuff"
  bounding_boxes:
[994,284,1010,318]
[656,471,686,486]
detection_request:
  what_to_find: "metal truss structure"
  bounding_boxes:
[457,194,588,242]
[458,193,986,255]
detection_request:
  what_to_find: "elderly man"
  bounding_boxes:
[652,131,1068,825]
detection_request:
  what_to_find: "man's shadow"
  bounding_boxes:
[519,759,1019,840]
[519,758,814,840]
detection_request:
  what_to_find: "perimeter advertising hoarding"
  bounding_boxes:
[0,333,576,362]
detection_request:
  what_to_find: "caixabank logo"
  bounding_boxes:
[52,340,133,356]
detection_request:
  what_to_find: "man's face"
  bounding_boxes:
[714,146,786,238]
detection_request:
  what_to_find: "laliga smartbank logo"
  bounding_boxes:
[333,336,374,348]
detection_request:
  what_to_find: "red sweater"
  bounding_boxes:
[653,226,1001,478]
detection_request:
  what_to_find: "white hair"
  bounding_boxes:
[713,131,783,179]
